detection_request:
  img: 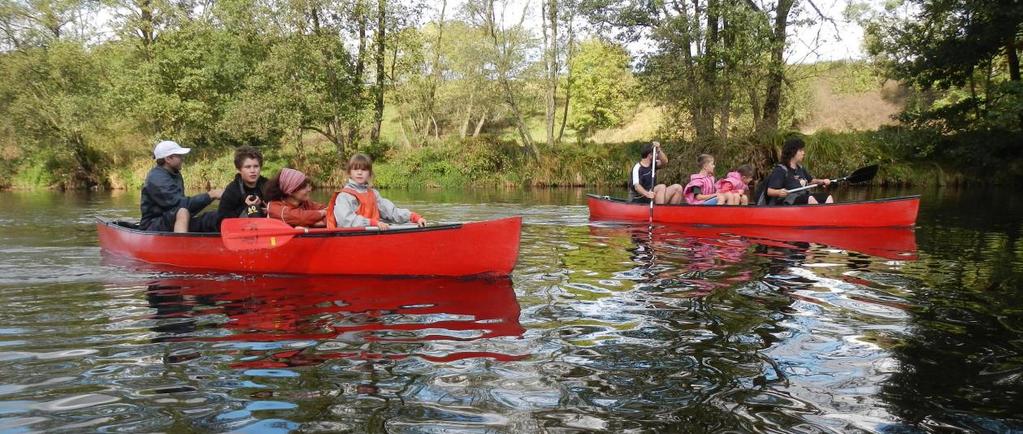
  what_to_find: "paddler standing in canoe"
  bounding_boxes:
[140,140,224,233]
[327,154,427,230]
[765,137,834,205]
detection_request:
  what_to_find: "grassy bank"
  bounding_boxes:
[0,128,981,192]
[4,60,1005,192]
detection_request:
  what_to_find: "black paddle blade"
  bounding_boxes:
[845,164,879,184]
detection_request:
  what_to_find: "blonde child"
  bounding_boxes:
[327,154,427,230]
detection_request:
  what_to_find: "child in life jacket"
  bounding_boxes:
[328,154,427,230]
[683,154,735,205]
[715,164,755,205]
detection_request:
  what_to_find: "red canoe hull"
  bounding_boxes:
[588,195,920,227]
[97,217,522,277]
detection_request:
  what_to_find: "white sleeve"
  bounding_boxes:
[631,163,641,187]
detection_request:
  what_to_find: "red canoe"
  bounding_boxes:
[97,217,521,277]
[588,194,920,227]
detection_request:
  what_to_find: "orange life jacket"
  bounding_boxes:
[325,187,380,229]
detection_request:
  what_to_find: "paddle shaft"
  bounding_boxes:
[784,181,828,195]
[649,146,656,222]
[784,173,858,195]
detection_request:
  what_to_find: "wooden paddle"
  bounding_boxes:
[221,218,379,251]
[783,164,879,202]
[649,142,658,223]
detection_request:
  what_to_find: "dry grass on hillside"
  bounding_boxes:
[798,79,907,134]
[589,105,663,143]
[589,65,907,140]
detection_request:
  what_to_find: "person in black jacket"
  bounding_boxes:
[140,141,224,232]
[764,137,834,206]
[217,146,268,224]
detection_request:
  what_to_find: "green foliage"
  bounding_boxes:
[865,0,1023,90]
[374,145,467,189]
[11,152,60,189]
[0,41,110,188]
[224,32,364,154]
[829,61,884,95]
[0,0,1013,191]
[567,39,637,138]
[113,22,259,147]
[863,0,1023,179]
[373,137,521,188]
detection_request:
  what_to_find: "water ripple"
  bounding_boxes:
[0,189,1020,432]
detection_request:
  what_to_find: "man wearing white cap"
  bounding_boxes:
[140,140,224,232]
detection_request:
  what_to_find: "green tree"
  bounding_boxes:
[862,0,1023,170]
[109,21,259,147]
[566,39,636,138]
[580,0,808,142]
[224,33,364,157]
[0,42,109,187]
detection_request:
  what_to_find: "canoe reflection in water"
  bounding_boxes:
[588,223,917,295]
[145,276,526,370]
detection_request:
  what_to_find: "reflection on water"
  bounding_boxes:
[147,276,525,366]
[0,187,1021,432]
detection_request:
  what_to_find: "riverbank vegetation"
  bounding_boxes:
[0,0,1019,191]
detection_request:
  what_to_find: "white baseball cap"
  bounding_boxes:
[153,140,191,159]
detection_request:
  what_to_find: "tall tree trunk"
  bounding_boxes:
[1008,37,1020,81]
[461,91,475,138]
[424,0,446,139]
[542,0,558,147]
[758,0,794,137]
[370,0,386,143]
[749,85,762,131]
[348,0,367,144]
[136,0,155,56]
[556,10,575,143]
[691,105,715,142]
[703,0,721,144]
[719,14,733,142]
[719,84,731,141]
[481,0,535,156]
[474,113,486,137]
[355,0,366,79]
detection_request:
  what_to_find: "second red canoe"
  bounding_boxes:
[588,194,919,227]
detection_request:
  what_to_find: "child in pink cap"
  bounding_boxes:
[263,168,328,228]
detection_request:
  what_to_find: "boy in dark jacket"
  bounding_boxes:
[140,141,224,232]
[217,146,268,224]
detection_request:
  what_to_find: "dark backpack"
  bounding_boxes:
[753,164,790,206]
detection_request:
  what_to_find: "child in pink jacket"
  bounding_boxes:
[716,165,754,205]
[683,154,736,205]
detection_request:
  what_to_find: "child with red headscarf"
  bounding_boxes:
[263,168,328,228]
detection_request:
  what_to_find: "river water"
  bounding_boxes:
[0,187,1020,433]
